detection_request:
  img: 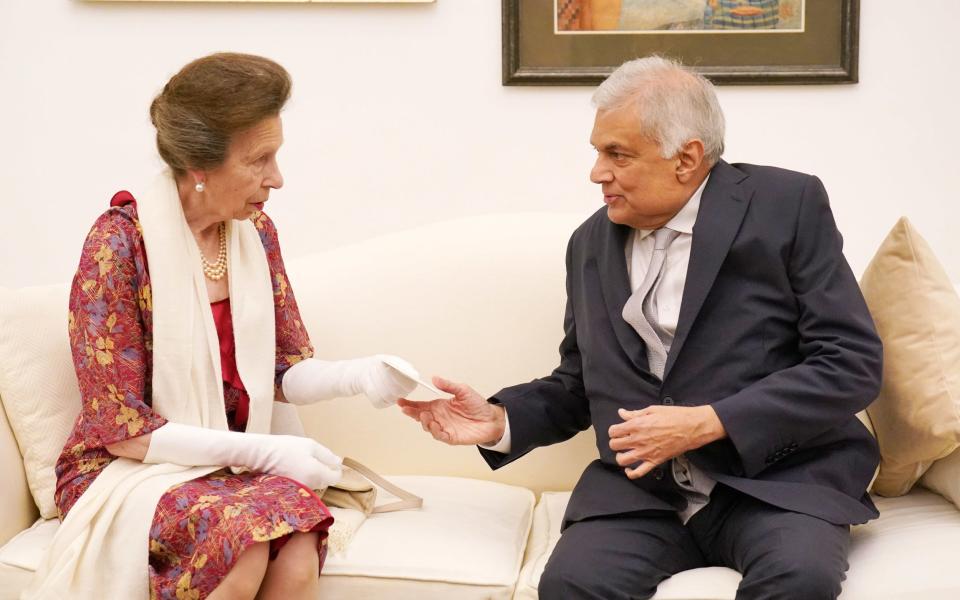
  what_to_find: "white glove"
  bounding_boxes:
[281,355,418,409]
[144,422,343,490]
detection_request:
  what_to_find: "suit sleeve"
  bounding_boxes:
[710,175,883,478]
[479,236,591,469]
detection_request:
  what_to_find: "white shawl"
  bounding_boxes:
[24,172,282,599]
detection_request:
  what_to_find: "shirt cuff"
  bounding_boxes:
[477,411,512,454]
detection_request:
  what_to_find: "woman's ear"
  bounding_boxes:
[186,169,207,192]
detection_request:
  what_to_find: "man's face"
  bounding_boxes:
[589,104,691,230]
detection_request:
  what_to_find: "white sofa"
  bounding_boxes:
[1,213,959,599]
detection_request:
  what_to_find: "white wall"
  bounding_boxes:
[2,0,958,288]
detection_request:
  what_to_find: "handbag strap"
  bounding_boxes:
[342,457,423,513]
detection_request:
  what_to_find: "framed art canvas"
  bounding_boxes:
[503,0,859,85]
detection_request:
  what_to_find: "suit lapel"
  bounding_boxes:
[593,218,650,373]
[664,162,752,380]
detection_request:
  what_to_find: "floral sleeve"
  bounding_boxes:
[67,208,167,450]
[250,211,315,388]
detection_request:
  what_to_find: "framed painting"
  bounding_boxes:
[503,0,859,85]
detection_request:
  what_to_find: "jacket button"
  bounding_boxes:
[663,396,674,405]
[653,468,664,480]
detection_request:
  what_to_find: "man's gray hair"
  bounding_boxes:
[592,56,725,165]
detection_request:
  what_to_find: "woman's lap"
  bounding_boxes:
[148,469,333,600]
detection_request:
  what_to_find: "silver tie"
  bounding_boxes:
[622,227,716,522]
[622,228,680,378]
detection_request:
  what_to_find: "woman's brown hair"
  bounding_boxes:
[149,53,292,175]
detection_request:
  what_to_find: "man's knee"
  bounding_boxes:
[538,544,659,600]
[778,559,844,600]
[539,559,607,600]
[740,554,846,600]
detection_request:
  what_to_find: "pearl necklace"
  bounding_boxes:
[200,222,228,281]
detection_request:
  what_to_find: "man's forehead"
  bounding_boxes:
[591,108,641,142]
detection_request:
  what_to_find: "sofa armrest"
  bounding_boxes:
[0,394,39,546]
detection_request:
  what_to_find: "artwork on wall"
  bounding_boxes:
[503,0,858,85]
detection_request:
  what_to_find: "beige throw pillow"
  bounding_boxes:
[0,285,81,518]
[860,218,960,496]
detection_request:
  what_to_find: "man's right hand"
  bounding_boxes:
[397,377,506,446]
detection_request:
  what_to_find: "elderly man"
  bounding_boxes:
[399,56,881,600]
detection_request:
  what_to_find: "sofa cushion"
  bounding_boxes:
[0,475,535,600]
[843,491,960,599]
[0,285,80,519]
[515,489,960,599]
[860,218,960,496]
[921,447,960,511]
[0,519,59,571]
[0,564,33,600]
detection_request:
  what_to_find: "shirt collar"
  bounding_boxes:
[637,174,710,240]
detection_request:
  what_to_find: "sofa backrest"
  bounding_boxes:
[286,212,598,494]
[0,392,38,545]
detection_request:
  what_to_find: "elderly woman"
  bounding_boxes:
[27,53,417,600]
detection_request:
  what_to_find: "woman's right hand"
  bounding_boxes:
[246,433,343,490]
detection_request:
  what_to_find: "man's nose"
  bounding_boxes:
[590,157,611,184]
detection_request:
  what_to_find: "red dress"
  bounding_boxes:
[55,195,332,599]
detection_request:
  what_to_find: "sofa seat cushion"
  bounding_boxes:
[0,476,535,600]
[515,490,960,599]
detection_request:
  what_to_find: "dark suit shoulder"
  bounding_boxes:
[720,162,829,222]
[725,162,819,195]
[568,206,615,251]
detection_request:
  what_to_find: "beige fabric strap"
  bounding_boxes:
[342,457,423,513]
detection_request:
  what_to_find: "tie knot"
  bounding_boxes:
[653,228,680,250]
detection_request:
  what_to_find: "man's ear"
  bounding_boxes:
[675,139,706,183]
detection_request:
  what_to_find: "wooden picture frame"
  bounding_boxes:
[503,0,859,85]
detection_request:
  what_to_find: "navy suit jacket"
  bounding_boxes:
[481,161,882,528]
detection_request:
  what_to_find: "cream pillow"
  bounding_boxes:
[918,283,960,509]
[0,285,81,518]
[860,218,960,496]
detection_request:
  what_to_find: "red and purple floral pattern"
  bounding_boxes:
[55,201,331,599]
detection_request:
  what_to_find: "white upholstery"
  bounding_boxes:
[0,285,79,519]
[0,519,59,571]
[0,564,32,600]
[287,213,598,495]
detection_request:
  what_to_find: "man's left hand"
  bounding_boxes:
[608,405,726,479]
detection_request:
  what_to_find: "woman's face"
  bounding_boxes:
[203,115,284,221]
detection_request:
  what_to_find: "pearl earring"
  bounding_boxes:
[195,181,205,193]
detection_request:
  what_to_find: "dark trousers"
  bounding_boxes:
[538,484,851,600]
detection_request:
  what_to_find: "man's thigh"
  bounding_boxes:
[695,487,851,600]
[538,511,706,600]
